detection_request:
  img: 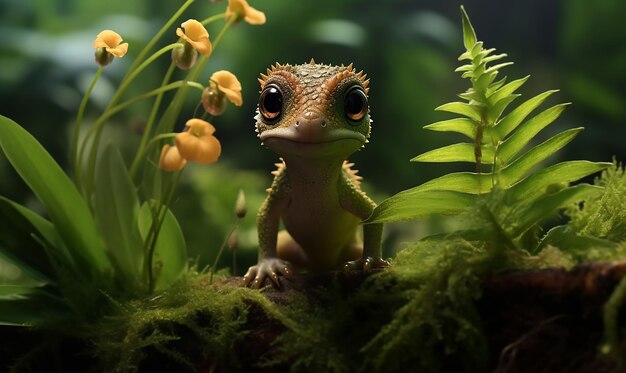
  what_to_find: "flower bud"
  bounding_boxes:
[95,47,114,67]
[202,86,228,116]
[234,189,247,219]
[171,42,198,70]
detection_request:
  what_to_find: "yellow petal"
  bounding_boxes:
[177,20,212,56]
[181,19,208,41]
[244,6,266,25]
[107,42,129,58]
[196,135,222,164]
[93,30,123,49]
[186,118,216,136]
[159,145,187,171]
[211,70,243,106]
[176,133,221,164]
[226,0,266,25]
[226,0,245,21]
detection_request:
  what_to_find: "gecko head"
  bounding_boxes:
[254,59,371,159]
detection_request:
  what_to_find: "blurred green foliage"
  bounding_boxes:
[1,0,625,270]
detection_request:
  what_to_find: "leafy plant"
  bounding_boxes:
[0,1,265,328]
[367,6,611,251]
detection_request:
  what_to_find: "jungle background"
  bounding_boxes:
[0,0,624,275]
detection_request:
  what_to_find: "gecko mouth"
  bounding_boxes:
[263,137,364,158]
[259,127,366,144]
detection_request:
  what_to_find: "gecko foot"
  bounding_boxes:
[243,258,293,289]
[344,257,390,272]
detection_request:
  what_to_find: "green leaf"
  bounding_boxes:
[470,42,483,58]
[423,118,478,139]
[0,250,52,290]
[366,190,476,224]
[500,128,583,186]
[436,102,482,122]
[495,90,559,140]
[0,286,68,326]
[460,6,477,51]
[487,76,529,104]
[93,146,143,284]
[484,62,514,75]
[475,71,498,92]
[482,53,508,65]
[0,198,67,281]
[488,77,508,93]
[506,161,612,203]
[138,203,187,290]
[454,64,474,73]
[458,90,487,104]
[497,104,569,163]
[510,184,602,237]
[0,115,111,281]
[412,143,494,164]
[537,225,617,254]
[410,172,493,194]
[487,94,520,123]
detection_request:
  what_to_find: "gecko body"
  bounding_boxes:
[243,60,388,288]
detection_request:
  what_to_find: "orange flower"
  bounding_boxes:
[210,70,243,106]
[93,30,129,58]
[175,119,221,164]
[159,144,187,171]
[176,19,212,56]
[226,0,266,25]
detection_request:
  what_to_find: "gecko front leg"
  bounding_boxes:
[339,171,389,271]
[243,165,292,289]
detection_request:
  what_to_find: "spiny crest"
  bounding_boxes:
[258,61,369,94]
[343,161,363,187]
[321,63,370,97]
[258,62,302,96]
[257,62,289,89]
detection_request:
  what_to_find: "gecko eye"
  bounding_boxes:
[344,86,368,122]
[259,84,283,123]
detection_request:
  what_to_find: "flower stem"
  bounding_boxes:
[129,62,176,179]
[209,221,239,285]
[79,43,183,197]
[128,0,195,76]
[201,12,225,26]
[145,169,184,292]
[108,43,183,112]
[80,78,201,197]
[132,133,177,172]
[72,66,102,188]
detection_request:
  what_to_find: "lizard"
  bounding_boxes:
[243,59,389,288]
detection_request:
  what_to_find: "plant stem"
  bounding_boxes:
[209,222,239,285]
[133,133,178,169]
[72,66,102,188]
[127,0,195,76]
[79,43,183,196]
[79,79,202,197]
[129,63,176,179]
[145,169,184,292]
[201,12,225,26]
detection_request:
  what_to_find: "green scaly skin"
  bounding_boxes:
[243,60,388,289]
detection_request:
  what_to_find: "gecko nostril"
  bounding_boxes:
[295,121,299,127]
[321,121,327,127]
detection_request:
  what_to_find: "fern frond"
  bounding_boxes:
[367,6,611,239]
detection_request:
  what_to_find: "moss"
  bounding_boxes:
[261,239,502,373]
[566,161,626,243]
[91,272,265,372]
[83,237,512,373]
